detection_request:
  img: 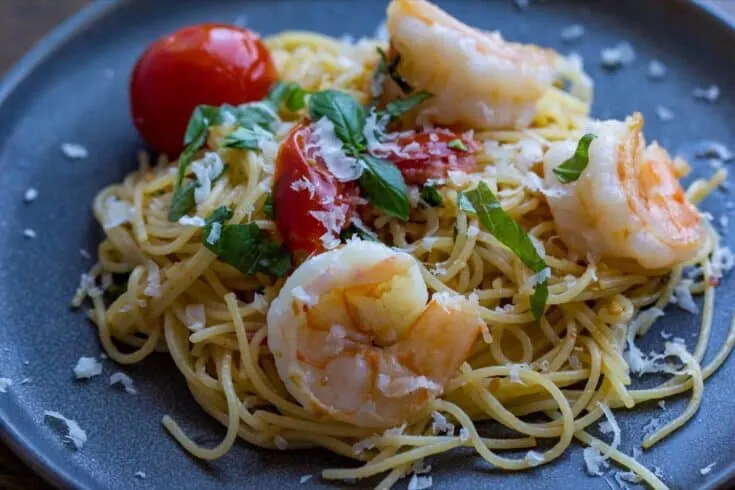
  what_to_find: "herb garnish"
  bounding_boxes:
[202,206,291,277]
[552,133,596,184]
[459,182,549,320]
[420,185,443,207]
[169,82,308,222]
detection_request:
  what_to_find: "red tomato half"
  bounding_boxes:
[274,124,359,257]
[130,24,278,156]
[385,129,480,185]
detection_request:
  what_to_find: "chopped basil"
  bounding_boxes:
[359,155,410,221]
[202,208,291,278]
[460,182,548,320]
[167,181,197,222]
[420,185,443,207]
[340,220,379,242]
[308,90,367,153]
[268,81,308,112]
[377,48,412,94]
[205,206,233,226]
[447,139,469,152]
[381,91,433,122]
[263,193,274,219]
[169,99,284,222]
[553,133,596,184]
[222,126,272,150]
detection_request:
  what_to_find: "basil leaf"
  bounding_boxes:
[203,222,291,278]
[420,185,443,207]
[377,48,412,94]
[340,220,379,242]
[529,280,549,322]
[308,90,367,152]
[222,126,271,150]
[447,139,469,152]
[236,103,278,130]
[268,81,308,112]
[263,193,274,219]
[205,206,233,226]
[359,155,409,221]
[553,133,596,184]
[167,181,197,222]
[382,91,432,121]
[461,181,548,320]
[185,106,222,146]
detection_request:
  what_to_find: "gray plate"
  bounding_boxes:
[1,0,734,489]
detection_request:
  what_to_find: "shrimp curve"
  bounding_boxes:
[543,113,706,270]
[385,0,558,129]
[267,240,487,428]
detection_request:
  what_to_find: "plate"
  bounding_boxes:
[1,0,734,489]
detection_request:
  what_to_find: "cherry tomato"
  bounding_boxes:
[385,129,479,185]
[130,24,278,156]
[274,123,359,256]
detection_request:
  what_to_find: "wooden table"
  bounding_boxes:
[0,0,734,488]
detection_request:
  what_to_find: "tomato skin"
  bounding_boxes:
[274,124,358,256]
[130,24,278,156]
[386,130,479,185]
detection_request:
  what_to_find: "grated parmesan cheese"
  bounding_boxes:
[23,228,37,239]
[525,450,545,466]
[583,446,609,476]
[134,471,147,479]
[693,85,720,102]
[310,118,362,181]
[711,247,735,279]
[110,372,137,394]
[274,435,288,450]
[184,304,206,331]
[624,308,665,376]
[61,143,89,160]
[73,357,103,379]
[299,475,312,484]
[655,105,674,122]
[459,427,470,442]
[700,462,716,475]
[44,411,87,450]
[251,293,268,313]
[191,152,225,205]
[560,24,584,42]
[408,474,433,490]
[0,378,12,393]
[670,278,698,314]
[431,411,455,435]
[601,41,636,68]
[206,222,222,245]
[143,261,161,298]
[508,364,525,384]
[290,176,317,198]
[597,403,621,452]
[103,197,133,230]
[615,471,642,485]
[24,188,38,202]
[648,60,667,79]
[178,215,206,227]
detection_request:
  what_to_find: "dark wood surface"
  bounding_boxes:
[0,0,733,489]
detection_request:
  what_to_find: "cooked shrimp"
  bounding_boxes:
[267,240,486,428]
[385,0,557,129]
[543,113,706,270]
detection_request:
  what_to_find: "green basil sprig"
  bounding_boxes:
[459,182,549,321]
[553,133,596,184]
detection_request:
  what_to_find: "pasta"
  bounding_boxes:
[73,1,735,488]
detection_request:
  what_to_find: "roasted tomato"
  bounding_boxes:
[385,129,479,185]
[130,24,278,156]
[274,123,359,257]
